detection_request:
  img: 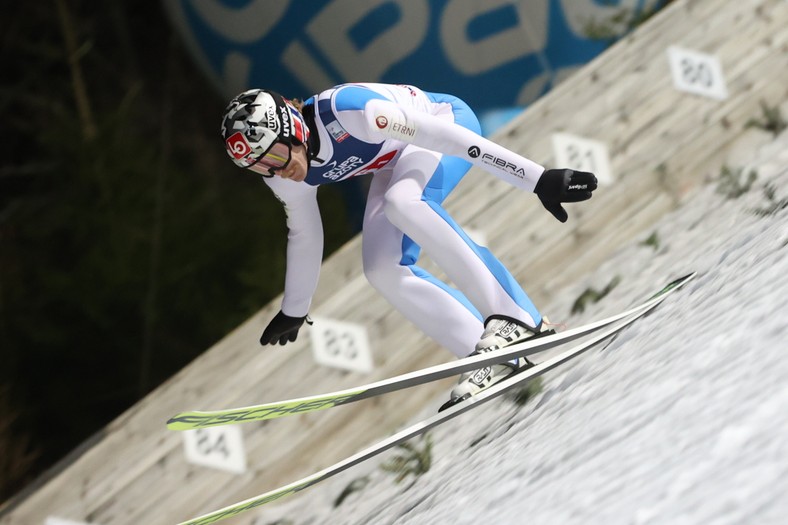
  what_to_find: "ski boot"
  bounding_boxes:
[439,315,552,412]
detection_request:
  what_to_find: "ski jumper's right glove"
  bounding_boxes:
[260,311,312,346]
[533,168,598,223]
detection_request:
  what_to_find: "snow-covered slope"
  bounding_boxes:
[252,131,788,525]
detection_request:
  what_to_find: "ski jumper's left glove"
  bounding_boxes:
[534,168,598,223]
[260,311,313,346]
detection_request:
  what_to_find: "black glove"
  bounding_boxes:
[260,311,312,346]
[533,168,598,223]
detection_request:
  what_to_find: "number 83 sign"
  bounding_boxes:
[668,46,728,100]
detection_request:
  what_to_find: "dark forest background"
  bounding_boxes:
[0,0,355,504]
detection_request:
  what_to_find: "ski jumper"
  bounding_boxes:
[264,83,545,358]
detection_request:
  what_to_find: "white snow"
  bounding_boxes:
[252,131,788,525]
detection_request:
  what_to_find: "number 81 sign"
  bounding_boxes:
[552,133,613,185]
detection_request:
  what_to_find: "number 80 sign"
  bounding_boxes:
[667,46,728,100]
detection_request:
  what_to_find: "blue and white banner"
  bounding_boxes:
[165,0,660,111]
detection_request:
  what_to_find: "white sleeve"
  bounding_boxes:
[363,99,544,192]
[263,177,323,317]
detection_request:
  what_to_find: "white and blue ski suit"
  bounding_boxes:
[264,83,546,358]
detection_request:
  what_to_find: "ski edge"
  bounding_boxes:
[167,272,696,431]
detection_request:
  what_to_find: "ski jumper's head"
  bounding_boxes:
[221,89,310,179]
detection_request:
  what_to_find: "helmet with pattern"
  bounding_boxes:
[220,89,310,176]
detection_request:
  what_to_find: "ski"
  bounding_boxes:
[177,272,692,525]
[168,273,695,431]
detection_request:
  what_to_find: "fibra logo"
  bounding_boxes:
[226,132,251,159]
[468,145,481,158]
[375,115,389,129]
[481,153,526,177]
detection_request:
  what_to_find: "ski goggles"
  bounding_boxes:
[247,140,292,177]
[247,99,308,177]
